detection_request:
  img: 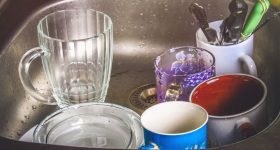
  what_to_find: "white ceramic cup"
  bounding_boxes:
[196,20,257,76]
[190,74,268,147]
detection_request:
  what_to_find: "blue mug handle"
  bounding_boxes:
[139,142,159,150]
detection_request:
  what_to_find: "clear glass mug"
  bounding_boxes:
[19,9,113,107]
[33,103,144,149]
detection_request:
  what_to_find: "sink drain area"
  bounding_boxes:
[129,84,158,111]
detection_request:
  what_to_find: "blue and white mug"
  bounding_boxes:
[140,101,208,150]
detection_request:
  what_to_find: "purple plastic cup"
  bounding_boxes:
[155,46,215,103]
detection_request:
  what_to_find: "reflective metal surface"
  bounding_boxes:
[0,0,280,149]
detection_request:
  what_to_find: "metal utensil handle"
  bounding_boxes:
[223,0,248,43]
[18,47,56,105]
[241,0,270,40]
[189,3,218,43]
[252,11,280,34]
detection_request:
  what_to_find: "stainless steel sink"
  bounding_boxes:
[0,0,280,149]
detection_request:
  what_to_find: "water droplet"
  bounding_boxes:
[164,8,168,11]
[140,13,143,16]
[139,41,145,48]
[191,22,195,26]
[16,132,22,137]
[32,105,37,110]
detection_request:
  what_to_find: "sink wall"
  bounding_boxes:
[0,0,279,148]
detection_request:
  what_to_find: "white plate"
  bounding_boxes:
[19,126,36,142]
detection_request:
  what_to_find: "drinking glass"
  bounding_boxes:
[155,46,215,103]
[19,9,113,107]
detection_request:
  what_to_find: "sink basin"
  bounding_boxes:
[0,0,280,149]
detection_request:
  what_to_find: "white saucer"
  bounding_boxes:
[19,126,37,142]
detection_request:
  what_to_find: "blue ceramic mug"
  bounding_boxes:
[140,101,208,150]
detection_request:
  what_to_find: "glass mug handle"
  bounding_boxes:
[164,83,182,101]
[239,54,258,76]
[18,47,56,105]
[236,117,257,139]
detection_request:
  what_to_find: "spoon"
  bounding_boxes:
[189,3,218,44]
